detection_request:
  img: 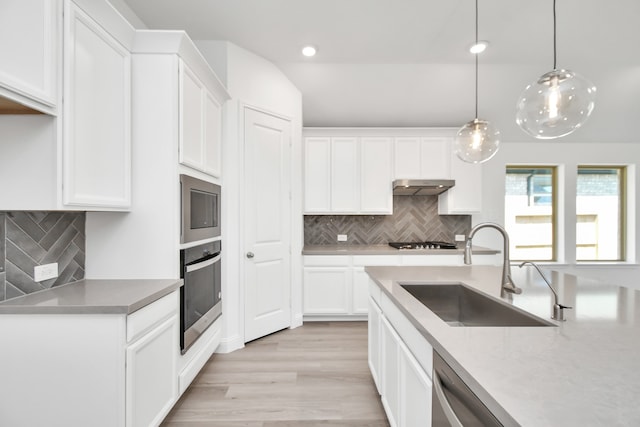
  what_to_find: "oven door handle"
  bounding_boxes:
[186,254,221,273]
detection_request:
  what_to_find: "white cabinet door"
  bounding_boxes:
[304,137,331,212]
[179,61,204,170]
[126,314,179,427]
[203,91,222,177]
[368,296,383,394]
[394,137,421,179]
[303,267,350,314]
[361,137,393,213]
[438,150,482,214]
[399,341,432,427]
[63,2,131,208]
[352,268,372,314]
[0,0,58,114]
[420,137,450,179]
[179,60,225,177]
[381,316,401,427]
[394,137,450,179]
[331,137,359,212]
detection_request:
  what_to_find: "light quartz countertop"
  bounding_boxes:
[366,265,640,427]
[0,278,182,314]
[302,244,499,256]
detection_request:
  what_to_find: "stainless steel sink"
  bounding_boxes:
[400,283,555,327]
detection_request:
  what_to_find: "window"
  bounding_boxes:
[505,167,556,261]
[576,166,625,261]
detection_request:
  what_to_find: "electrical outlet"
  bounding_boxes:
[34,263,58,282]
[455,234,466,242]
[337,234,348,242]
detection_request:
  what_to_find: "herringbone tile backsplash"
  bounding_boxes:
[0,212,85,302]
[304,196,471,245]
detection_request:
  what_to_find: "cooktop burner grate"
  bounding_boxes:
[388,241,458,250]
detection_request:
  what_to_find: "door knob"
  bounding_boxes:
[246,252,255,259]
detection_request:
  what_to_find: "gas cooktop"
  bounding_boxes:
[388,241,458,250]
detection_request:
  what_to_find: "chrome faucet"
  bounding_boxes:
[519,261,571,321]
[464,222,522,296]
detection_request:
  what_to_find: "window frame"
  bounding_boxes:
[505,165,558,262]
[576,165,627,262]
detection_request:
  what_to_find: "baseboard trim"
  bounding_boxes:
[303,315,368,322]
[216,333,244,353]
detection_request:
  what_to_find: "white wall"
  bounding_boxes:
[476,141,640,290]
[107,0,148,29]
[196,41,303,352]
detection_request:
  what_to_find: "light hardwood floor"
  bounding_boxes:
[162,321,389,427]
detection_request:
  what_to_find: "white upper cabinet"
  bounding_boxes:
[361,137,393,213]
[438,149,482,215]
[62,1,133,209]
[0,0,59,114]
[331,137,359,213]
[303,128,482,216]
[179,62,204,170]
[304,133,393,214]
[132,31,229,179]
[394,137,449,179]
[179,60,224,177]
[203,91,223,177]
[304,137,331,212]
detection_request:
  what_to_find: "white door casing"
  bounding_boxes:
[243,107,292,342]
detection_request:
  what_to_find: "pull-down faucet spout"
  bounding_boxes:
[464,222,522,297]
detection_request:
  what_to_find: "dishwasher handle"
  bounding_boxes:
[433,371,464,427]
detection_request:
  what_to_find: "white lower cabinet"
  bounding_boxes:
[303,253,497,319]
[303,255,401,319]
[126,313,179,427]
[303,266,350,315]
[352,268,372,314]
[368,297,383,393]
[369,281,433,427]
[0,290,180,427]
[399,339,432,427]
[381,315,401,427]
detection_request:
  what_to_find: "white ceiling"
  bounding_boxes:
[122,0,640,142]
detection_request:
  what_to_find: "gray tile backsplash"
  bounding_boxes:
[0,212,85,302]
[304,196,471,245]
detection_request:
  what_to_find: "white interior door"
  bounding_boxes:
[244,107,292,342]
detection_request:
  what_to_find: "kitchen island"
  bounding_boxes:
[366,265,640,426]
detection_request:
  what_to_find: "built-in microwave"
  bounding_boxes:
[180,174,221,244]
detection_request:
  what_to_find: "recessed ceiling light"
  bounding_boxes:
[469,41,488,54]
[302,46,317,57]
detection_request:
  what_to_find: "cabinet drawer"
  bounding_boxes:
[127,290,179,343]
[352,255,400,266]
[303,255,350,266]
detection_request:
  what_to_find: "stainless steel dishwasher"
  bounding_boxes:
[432,352,503,426]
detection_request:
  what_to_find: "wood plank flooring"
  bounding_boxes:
[161,322,389,427]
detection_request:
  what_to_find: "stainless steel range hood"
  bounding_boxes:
[393,179,455,196]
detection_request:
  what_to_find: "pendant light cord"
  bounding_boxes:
[553,0,557,69]
[474,0,479,119]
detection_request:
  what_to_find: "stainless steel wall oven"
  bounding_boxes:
[179,240,222,354]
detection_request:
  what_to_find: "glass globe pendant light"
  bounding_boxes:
[454,0,500,164]
[515,0,596,139]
